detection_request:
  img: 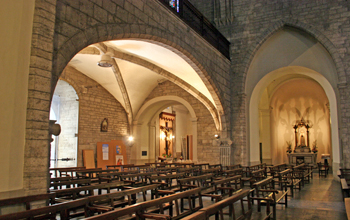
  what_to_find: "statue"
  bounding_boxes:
[300,134,306,146]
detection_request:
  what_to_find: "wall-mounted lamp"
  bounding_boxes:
[128,136,134,141]
[214,134,220,139]
[97,54,113,67]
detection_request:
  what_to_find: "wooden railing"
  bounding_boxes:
[158,0,230,60]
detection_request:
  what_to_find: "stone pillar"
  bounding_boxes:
[148,122,156,162]
[190,117,198,163]
[231,93,247,165]
[24,0,57,195]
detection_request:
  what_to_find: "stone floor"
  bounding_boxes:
[201,172,347,220]
[271,173,347,220]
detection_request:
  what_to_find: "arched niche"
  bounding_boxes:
[268,77,331,165]
[249,67,340,176]
[132,96,198,164]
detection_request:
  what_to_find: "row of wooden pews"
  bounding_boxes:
[0,162,316,219]
[338,168,350,219]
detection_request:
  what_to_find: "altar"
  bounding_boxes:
[287,152,317,166]
[287,119,318,167]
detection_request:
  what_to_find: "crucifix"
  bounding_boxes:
[163,122,172,155]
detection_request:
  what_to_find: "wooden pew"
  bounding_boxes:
[172,162,195,168]
[222,168,253,188]
[76,168,103,182]
[178,174,221,211]
[98,170,138,183]
[209,164,222,170]
[156,167,178,175]
[0,193,56,214]
[212,175,243,197]
[182,189,256,220]
[0,198,90,220]
[87,184,168,215]
[246,163,267,177]
[345,197,350,220]
[292,163,313,186]
[148,173,186,192]
[250,168,268,187]
[201,167,221,177]
[278,169,302,197]
[145,162,167,168]
[83,187,203,220]
[135,164,153,173]
[268,163,288,178]
[225,164,242,170]
[49,166,86,178]
[53,181,125,202]
[341,178,350,199]
[49,178,92,190]
[339,168,350,178]
[251,176,288,220]
[119,172,157,187]
[177,167,201,176]
[193,163,210,170]
[50,176,71,189]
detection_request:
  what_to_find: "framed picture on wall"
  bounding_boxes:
[101,118,108,132]
[116,155,124,165]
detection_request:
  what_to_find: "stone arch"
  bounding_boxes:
[135,96,197,121]
[25,0,230,194]
[52,23,227,131]
[57,67,82,102]
[249,66,340,176]
[133,96,199,163]
[240,19,347,92]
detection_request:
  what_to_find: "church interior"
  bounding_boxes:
[1,0,350,219]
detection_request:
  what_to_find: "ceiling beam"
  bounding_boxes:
[92,43,134,134]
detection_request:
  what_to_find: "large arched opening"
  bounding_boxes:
[246,27,341,176]
[52,39,223,168]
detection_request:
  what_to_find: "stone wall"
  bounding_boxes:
[24,0,231,194]
[145,80,220,164]
[192,0,350,166]
[60,66,130,167]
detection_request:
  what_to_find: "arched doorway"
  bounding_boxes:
[50,80,79,168]
[246,26,341,176]
[133,96,198,164]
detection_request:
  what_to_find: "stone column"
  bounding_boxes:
[24,0,57,195]
[190,117,198,162]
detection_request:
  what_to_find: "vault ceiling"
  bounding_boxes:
[68,40,216,118]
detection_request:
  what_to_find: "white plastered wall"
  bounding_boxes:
[0,0,35,195]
